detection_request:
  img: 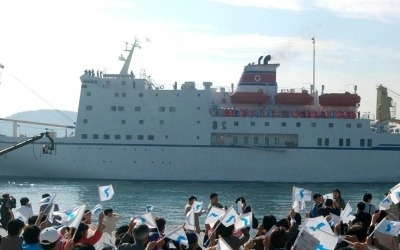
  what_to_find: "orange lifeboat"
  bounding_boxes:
[319,92,360,107]
[230,90,269,104]
[275,90,313,105]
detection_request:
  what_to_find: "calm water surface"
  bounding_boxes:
[0,177,395,229]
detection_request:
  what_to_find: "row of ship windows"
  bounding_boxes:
[85,105,201,112]
[86,91,202,98]
[82,119,202,125]
[317,138,372,147]
[213,121,362,129]
[80,134,202,140]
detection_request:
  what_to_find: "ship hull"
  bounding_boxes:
[1,137,399,182]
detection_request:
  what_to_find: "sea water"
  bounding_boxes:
[0,177,396,229]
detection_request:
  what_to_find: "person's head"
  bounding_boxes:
[313,193,323,204]
[104,208,113,217]
[133,223,150,244]
[262,215,277,231]
[7,218,25,236]
[82,210,92,224]
[115,225,132,245]
[293,213,302,225]
[73,223,89,243]
[20,197,30,206]
[325,199,333,207]
[42,193,50,199]
[28,215,38,225]
[357,202,366,211]
[23,225,41,244]
[276,218,290,230]
[235,197,246,205]
[188,196,197,205]
[332,189,341,199]
[363,193,372,203]
[210,193,218,205]
[269,227,287,248]
[40,227,60,250]
[155,217,166,232]
[215,220,234,238]
[346,225,368,242]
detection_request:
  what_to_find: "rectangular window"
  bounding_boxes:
[233,137,238,145]
[339,138,343,147]
[281,122,286,127]
[86,92,91,96]
[121,120,126,124]
[222,121,227,130]
[212,121,218,129]
[83,119,88,124]
[360,139,365,147]
[148,135,155,140]
[159,107,166,112]
[115,93,119,97]
[126,135,132,140]
[265,122,270,127]
[264,136,269,146]
[115,135,121,140]
[134,106,141,111]
[357,123,362,128]
[103,134,110,139]
[367,139,372,147]
[169,107,176,112]
[139,120,144,124]
[346,139,351,147]
[137,135,144,140]
[296,122,301,127]
[254,137,258,145]
[86,105,93,110]
[311,123,316,127]
[324,138,329,146]
[234,121,239,126]
[110,106,116,111]
[328,123,333,128]
[346,123,351,128]
[317,138,322,146]
[118,106,124,111]
[243,137,248,144]
[122,93,126,97]
[92,134,99,139]
[251,121,255,126]
[81,134,88,139]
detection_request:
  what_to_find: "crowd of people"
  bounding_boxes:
[0,188,398,250]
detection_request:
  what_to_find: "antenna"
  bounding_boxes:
[311,37,315,93]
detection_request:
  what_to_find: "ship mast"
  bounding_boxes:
[311,37,315,93]
[119,39,141,75]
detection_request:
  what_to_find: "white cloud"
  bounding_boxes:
[210,0,305,11]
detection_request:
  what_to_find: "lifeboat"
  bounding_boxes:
[319,92,360,107]
[275,90,313,105]
[230,90,269,104]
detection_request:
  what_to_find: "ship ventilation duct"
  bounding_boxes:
[263,55,271,65]
[258,56,264,65]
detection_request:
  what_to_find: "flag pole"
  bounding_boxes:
[203,206,234,247]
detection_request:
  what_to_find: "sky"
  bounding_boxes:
[1,0,400,125]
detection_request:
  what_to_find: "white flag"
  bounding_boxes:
[99,185,114,201]
[328,213,341,226]
[54,204,86,226]
[134,212,157,228]
[185,209,195,231]
[216,236,233,250]
[379,195,392,210]
[375,218,400,236]
[390,183,400,204]
[145,205,154,213]
[323,193,333,200]
[234,211,252,230]
[304,216,333,236]
[220,207,239,227]
[164,225,188,247]
[313,230,339,250]
[47,202,55,223]
[90,204,103,215]
[69,204,87,229]
[237,200,243,214]
[193,201,203,213]
[205,207,225,226]
[292,201,306,212]
[13,210,27,223]
[340,203,355,224]
[292,186,312,202]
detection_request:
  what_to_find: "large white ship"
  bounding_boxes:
[1,40,400,182]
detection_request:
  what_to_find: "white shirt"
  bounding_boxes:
[17,205,33,220]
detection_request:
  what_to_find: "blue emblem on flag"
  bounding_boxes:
[177,235,187,244]
[104,187,110,197]
[225,215,235,223]
[386,223,393,232]
[195,204,201,210]
[309,222,326,231]
[299,189,304,199]
[316,243,328,250]
[240,217,249,226]
[208,213,218,218]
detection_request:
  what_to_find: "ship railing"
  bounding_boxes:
[209,108,359,119]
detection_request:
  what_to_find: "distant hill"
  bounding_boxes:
[0,110,77,137]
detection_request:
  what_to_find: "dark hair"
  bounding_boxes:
[215,220,234,238]
[262,215,277,231]
[363,193,372,202]
[7,219,25,236]
[72,243,96,250]
[104,208,113,216]
[235,197,246,204]
[270,227,287,248]
[293,213,302,225]
[23,225,41,244]
[155,217,166,231]
[188,196,197,201]
[346,225,367,242]
[357,202,366,211]
[73,223,89,243]
[325,199,333,207]
[333,188,341,196]
[42,193,50,199]
[20,197,30,206]
[28,215,38,225]
[276,218,290,230]
[210,193,218,199]
[313,193,322,200]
